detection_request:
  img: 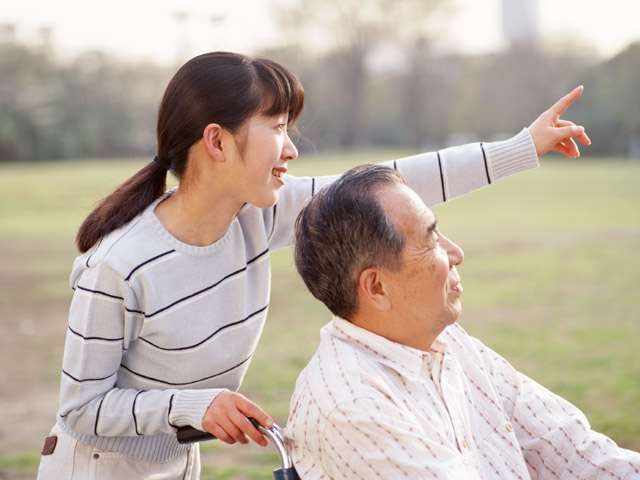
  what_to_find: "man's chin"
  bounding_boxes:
[445,305,462,326]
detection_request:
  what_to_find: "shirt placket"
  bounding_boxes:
[430,347,474,457]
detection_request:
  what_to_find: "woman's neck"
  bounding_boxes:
[154,184,243,247]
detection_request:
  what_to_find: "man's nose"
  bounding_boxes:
[441,235,464,267]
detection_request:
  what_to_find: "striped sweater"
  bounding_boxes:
[55,129,538,462]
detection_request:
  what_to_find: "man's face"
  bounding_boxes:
[379,184,464,346]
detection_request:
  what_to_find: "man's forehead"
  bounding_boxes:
[379,184,435,227]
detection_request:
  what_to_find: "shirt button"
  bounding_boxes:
[93,453,100,460]
[506,424,513,433]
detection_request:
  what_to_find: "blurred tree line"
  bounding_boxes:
[271,0,639,157]
[1,8,638,162]
[0,40,173,161]
[284,42,640,157]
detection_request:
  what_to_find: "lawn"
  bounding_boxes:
[0,152,638,479]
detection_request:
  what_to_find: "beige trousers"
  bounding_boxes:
[37,423,201,480]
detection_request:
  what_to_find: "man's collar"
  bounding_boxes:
[329,316,448,381]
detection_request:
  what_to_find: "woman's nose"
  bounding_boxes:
[283,133,298,162]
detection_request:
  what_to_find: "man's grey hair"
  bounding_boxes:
[294,164,407,320]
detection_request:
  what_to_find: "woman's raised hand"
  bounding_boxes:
[528,86,591,158]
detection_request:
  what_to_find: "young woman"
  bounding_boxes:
[37,51,588,479]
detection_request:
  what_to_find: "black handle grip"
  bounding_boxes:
[176,426,215,444]
[176,417,263,444]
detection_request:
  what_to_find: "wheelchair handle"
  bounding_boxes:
[177,417,297,474]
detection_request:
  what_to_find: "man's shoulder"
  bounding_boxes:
[291,327,398,415]
[295,330,364,388]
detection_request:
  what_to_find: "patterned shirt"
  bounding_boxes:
[286,317,640,479]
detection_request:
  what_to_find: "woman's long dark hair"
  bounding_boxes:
[76,52,305,253]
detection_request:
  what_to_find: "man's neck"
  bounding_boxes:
[350,312,443,352]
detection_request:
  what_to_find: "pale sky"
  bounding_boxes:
[1,0,638,64]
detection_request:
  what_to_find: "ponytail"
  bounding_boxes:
[76,161,167,253]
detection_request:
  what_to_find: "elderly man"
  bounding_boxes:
[286,164,640,479]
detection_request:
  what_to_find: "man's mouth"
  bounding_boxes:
[449,268,463,293]
[272,168,285,178]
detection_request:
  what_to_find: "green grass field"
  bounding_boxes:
[0,152,638,479]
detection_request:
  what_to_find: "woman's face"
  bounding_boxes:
[228,112,299,208]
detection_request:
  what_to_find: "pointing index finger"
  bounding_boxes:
[550,85,584,116]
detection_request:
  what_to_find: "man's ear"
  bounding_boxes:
[358,267,391,311]
[202,123,226,162]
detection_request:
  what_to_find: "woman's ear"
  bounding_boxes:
[358,267,391,311]
[203,123,226,162]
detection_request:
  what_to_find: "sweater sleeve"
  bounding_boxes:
[392,128,537,207]
[266,129,538,250]
[59,262,220,438]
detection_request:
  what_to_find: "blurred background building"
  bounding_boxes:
[502,0,540,50]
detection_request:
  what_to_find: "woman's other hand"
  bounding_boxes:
[202,391,274,447]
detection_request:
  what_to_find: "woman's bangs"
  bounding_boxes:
[253,58,305,125]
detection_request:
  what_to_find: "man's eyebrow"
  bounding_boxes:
[426,219,437,236]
